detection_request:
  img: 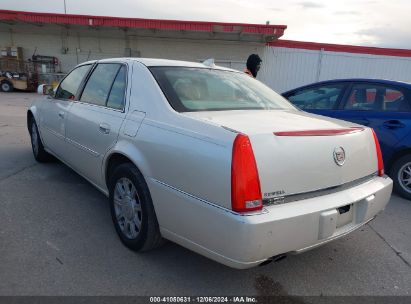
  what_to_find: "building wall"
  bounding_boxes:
[260,46,411,93]
[4,22,411,94]
[0,23,262,74]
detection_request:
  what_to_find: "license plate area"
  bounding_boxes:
[336,204,353,228]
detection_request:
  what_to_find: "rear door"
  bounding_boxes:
[341,82,411,161]
[64,63,129,188]
[284,82,349,120]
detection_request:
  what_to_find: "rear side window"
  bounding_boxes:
[286,84,344,110]
[345,84,410,112]
[80,63,126,109]
[55,65,91,100]
[107,66,127,110]
[384,88,410,111]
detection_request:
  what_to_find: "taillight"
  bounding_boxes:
[371,129,384,176]
[231,134,262,212]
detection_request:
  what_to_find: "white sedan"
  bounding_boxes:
[28,58,393,269]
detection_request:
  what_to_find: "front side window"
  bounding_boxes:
[345,84,410,112]
[80,63,125,108]
[55,65,91,100]
[286,84,344,110]
[150,67,295,112]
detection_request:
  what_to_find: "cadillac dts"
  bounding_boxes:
[28,58,393,269]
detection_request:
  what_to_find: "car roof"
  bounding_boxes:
[283,78,411,95]
[80,57,238,72]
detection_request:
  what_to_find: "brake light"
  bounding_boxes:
[231,134,262,212]
[371,129,384,176]
[274,127,364,136]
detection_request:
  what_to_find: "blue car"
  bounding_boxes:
[282,79,411,200]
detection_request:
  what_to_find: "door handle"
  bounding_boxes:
[58,111,65,118]
[383,120,405,129]
[99,123,111,134]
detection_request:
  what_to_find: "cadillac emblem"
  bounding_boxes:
[333,147,346,166]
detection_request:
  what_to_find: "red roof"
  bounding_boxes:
[269,39,411,58]
[0,10,286,37]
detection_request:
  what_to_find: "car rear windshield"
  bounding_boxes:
[150,67,296,112]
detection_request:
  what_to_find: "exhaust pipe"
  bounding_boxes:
[259,254,287,266]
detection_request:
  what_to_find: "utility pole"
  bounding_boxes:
[63,0,67,14]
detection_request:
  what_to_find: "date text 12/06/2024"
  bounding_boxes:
[149,297,257,303]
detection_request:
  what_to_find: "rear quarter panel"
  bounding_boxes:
[106,61,236,209]
[136,118,234,209]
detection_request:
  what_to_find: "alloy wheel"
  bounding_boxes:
[113,177,142,239]
[398,162,411,194]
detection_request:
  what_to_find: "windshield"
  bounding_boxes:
[150,67,296,112]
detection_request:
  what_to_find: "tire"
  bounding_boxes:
[1,81,13,92]
[109,163,164,251]
[390,155,411,200]
[29,118,52,162]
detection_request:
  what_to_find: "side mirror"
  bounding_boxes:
[37,84,55,96]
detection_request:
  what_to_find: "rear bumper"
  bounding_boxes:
[152,175,393,269]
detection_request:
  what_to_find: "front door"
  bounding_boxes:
[40,64,92,158]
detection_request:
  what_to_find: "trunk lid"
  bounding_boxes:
[183,110,378,199]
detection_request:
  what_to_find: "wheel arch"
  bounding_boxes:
[103,142,152,189]
[1,79,12,84]
[27,106,49,152]
[386,148,411,174]
[27,106,39,132]
[27,109,36,132]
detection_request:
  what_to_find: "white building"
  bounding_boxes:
[260,40,411,93]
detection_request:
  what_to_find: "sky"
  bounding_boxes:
[1,0,410,49]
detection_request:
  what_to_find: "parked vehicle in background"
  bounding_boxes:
[282,79,411,200]
[0,50,38,92]
[28,59,392,268]
[0,64,38,92]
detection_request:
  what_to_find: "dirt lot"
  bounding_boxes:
[0,92,410,296]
